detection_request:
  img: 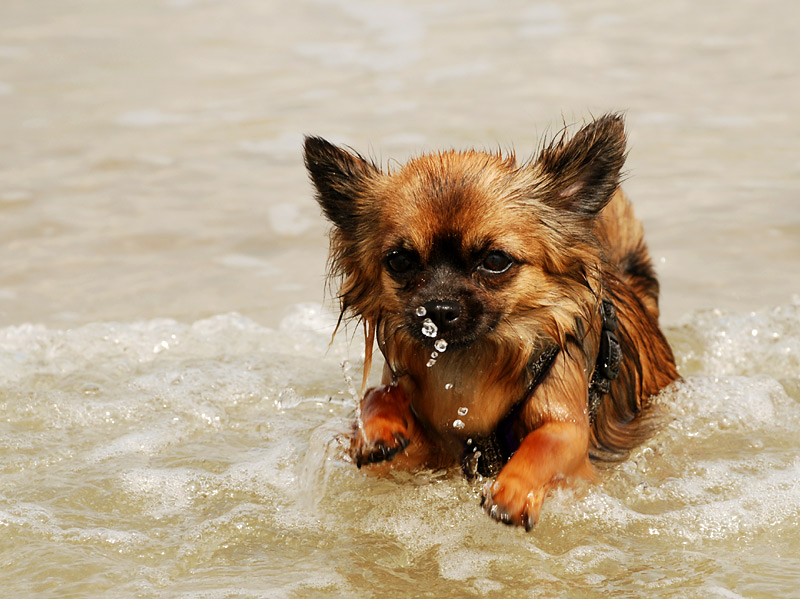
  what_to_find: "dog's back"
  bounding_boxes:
[595,189,661,318]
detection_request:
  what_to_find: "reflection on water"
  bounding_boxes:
[1,0,799,596]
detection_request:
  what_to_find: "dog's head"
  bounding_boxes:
[304,114,626,355]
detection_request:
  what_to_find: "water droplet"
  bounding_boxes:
[453,419,465,429]
[457,406,468,416]
[421,318,438,338]
[444,383,454,390]
[415,306,427,317]
[434,338,448,352]
[426,358,437,368]
[430,351,439,359]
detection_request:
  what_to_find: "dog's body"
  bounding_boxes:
[304,114,679,529]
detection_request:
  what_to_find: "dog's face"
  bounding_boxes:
[304,115,626,359]
[368,154,560,351]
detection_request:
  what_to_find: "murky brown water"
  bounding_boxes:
[2,0,799,597]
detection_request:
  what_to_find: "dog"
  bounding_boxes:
[303,114,679,530]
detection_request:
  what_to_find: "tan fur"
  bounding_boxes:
[304,114,679,529]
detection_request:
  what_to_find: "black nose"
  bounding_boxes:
[422,299,462,330]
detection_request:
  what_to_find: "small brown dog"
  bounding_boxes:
[304,114,678,530]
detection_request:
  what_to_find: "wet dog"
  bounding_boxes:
[304,114,679,529]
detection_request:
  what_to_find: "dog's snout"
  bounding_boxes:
[423,299,462,329]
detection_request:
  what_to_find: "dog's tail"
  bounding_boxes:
[595,189,660,319]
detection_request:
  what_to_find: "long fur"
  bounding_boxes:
[304,114,679,528]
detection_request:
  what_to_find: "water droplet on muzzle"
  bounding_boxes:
[421,318,438,338]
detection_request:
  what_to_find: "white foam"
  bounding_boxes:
[120,468,200,517]
[88,428,183,462]
[671,304,800,378]
[551,375,800,544]
[662,375,800,437]
[438,548,495,580]
[2,303,800,595]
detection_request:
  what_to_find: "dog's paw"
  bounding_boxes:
[352,430,410,468]
[480,472,548,531]
[350,385,412,468]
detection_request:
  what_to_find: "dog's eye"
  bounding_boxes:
[481,251,513,274]
[385,250,415,275]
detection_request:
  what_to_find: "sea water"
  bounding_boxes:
[1,303,799,597]
[2,0,799,597]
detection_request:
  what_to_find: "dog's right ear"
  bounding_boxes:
[303,136,378,236]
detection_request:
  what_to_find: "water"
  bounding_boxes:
[2,306,800,597]
[421,318,439,339]
[2,0,799,597]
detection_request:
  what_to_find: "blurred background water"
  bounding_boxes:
[1,0,799,597]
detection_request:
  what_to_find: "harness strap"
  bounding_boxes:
[464,341,559,478]
[588,298,622,422]
[463,298,622,478]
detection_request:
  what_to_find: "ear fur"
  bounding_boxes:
[303,136,379,235]
[535,113,627,216]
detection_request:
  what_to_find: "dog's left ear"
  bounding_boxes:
[534,114,627,216]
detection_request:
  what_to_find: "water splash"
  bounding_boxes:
[342,360,367,443]
[341,360,358,403]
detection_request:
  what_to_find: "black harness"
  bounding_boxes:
[589,298,622,422]
[463,298,622,478]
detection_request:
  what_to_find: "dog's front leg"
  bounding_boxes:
[350,384,432,469]
[481,352,596,530]
[481,421,595,529]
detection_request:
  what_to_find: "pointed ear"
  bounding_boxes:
[303,136,379,235]
[534,114,627,216]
